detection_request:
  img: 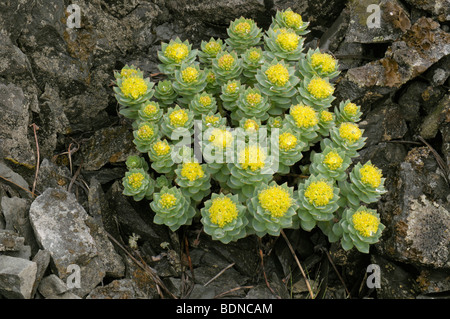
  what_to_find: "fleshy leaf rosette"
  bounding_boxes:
[198,38,225,66]
[322,122,366,158]
[336,206,385,253]
[241,47,265,84]
[212,51,243,86]
[264,27,304,64]
[114,75,155,114]
[125,155,149,172]
[232,87,270,122]
[298,48,340,80]
[173,62,207,106]
[220,79,244,112]
[225,17,263,54]
[275,128,306,175]
[158,37,198,78]
[309,146,351,181]
[202,127,234,183]
[255,58,299,115]
[270,8,309,36]
[150,186,197,232]
[154,80,178,108]
[122,168,155,201]
[200,193,248,244]
[297,76,335,111]
[148,139,175,175]
[199,112,228,132]
[174,159,211,202]
[132,121,159,153]
[297,175,340,231]
[160,105,194,140]
[137,101,163,125]
[114,64,143,81]
[189,91,217,118]
[334,100,362,124]
[247,181,299,237]
[284,103,320,148]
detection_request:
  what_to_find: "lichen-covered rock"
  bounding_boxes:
[0,255,37,299]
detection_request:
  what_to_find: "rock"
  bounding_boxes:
[419,94,450,139]
[403,0,450,22]
[86,279,151,299]
[46,291,82,299]
[337,17,450,103]
[345,0,411,44]
[0,229,25,252]
[416,268,450,296]
[0,162,31,199]
[29,188,105,297]
[0,83,35,168]
[35,158,72,193]
[80,125,139,171]
[0,196,38,254]
[0,255,37,299]
[3,245,32,260]
[38,274,68,298]
[378,146,450,268]
[30,250,52,298]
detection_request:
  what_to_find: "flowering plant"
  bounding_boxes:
[112,8,387,255]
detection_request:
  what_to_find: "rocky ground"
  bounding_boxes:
[0,0,449,299]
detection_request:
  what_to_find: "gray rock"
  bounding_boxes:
[0,229,25,252]
[29,188,105,297]
[0,255,37,299]
[3,245,32,260]
[345,0,411,44]
[0,83,35,168]
[38,274,68,298]
[46,291,82,299]
[403,0,450,21]
[31,250,51,298]
[0,162,31,199]
[419,94,449,139]
[86,279,150,299]
[35,158,72,194]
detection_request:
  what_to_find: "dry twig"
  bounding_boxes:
[30,123,40,196]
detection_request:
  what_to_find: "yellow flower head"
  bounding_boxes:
[120,68,138,78]
[307,77,334,99]
[181,67,199,83]
[180,162,205,181]
[238,145,266,171]
[344,102,359,116]
[323,151,343,170]
[234,21,251,35]
[283,10,303,29]
[246,92,262,106]
[164,42,189,63]
[290,104,318,128]
[276,32,299,51]
[339,122,362,144]
[244,119,259,132]
[206,71,216,83]
[279,132,297,151]
[128,172,145,189]
[304,180,334,206]
[137,124,154,140]
[352,210,380,237]
[169,109,189,127]
[121,77,148,99]
[258,185,293,218]
[208,196,239,228]
[204,40,222,55]
[205,115,219,126]
[225,81,239,94]
[209,128,233,149]
[311,52,337,74]
[152,140,171,156]
[218,53,236,71]
[143,102,158,117]
[319,110,333,123]
[248,50,262,62]
[199,95,212,107]
[359,163,382,188]
[265,63,290,87]
[159,193,177,209]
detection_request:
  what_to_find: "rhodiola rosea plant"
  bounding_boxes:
[113,8,386,254]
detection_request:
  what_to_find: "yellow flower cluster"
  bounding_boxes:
[169,109,189,127]
[234,22,251,35]
[137,124,154,139]
[120,77,148,99]
[143,102,158,116]
[239,145,266,171]
[128,172,145,189]
[244,119,259,132]
[352,210,380,237]
[319,110,333,123]
[209,197,239,227]
[204,40,222,55]
[290,104,318,128]
[359,163,382,188]
[225,81,239,94]
[164,42,189,63]
[339,123,362,144]
[310,52,337,74]
[152,140,171,156]
[283,10,303,29]
[120,68,138,78]
[159,193,177,209]
[199,95,212,107]
[209,128,233,149]
[265,63,289,87]
[279,132,297,151]
[304,180,334,206]
[276,32,299,51]
[205,115,219,125]
[246,92,262,106]
[344,102,358,116]
[307,77,334,99]
[181,67,199,83]
[248,50,262,62]
[218,53,235,71]
[258,185,292,218]
[181,162,205,181]
[323,151,343,170]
